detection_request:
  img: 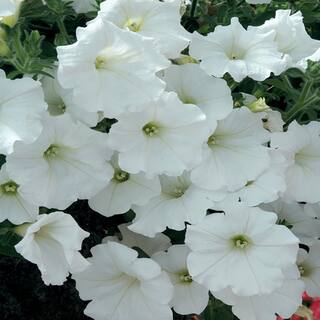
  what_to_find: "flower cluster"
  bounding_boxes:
[0,0,320,319]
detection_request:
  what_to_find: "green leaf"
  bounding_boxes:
[201,298,237,320]
[0,154,5,169]
[0,227,22,259]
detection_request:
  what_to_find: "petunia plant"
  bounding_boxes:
[0,0,320,320]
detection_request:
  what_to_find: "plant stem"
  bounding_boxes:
[56,17,70,44]
[283,80,314,123]
[190,0,198,18]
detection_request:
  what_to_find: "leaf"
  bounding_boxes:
[0,229,22,259]
[0,154,5,169]
[201,298,237,320]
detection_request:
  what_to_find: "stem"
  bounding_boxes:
[229,81,239,91]
[281,75,294,91]
[190,0,198,18]
[56,17,70,44]
[283,80,314,123]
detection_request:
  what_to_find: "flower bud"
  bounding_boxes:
[173,54,198,65]
[0,29,10,57]
[248,97,270,113]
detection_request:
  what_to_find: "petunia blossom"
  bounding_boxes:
[185,205,299,296]
[15,212,90,285]
[73,241,174,320]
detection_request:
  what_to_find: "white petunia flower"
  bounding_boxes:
[185,205,299,296]
[0,70,47,155]
[97,0,190,59]
[271,121,320,203]
[251,10,320,70]
[41,67,99,127]
[0,0,21,15]
[73,241,174,320]
[261,200,320,245]
[191,107,270,191]
[57,17,169,118]
[108,92,209,177]
[189,17,285,82]
[213,266,304,320]
[103,223,171,256]
[225,149,287,206]
[304,203,320,220]
[69,0,96,13]
[153,245,209,315]
[0,0,22,26]
[262,110,285,132]
[129,171,225,237]
[89,153,161,217]
[0,164,38,224]
[297,244,320,297]
[6,114,113,209]
[15,212,90,285]
[162,64,233,124]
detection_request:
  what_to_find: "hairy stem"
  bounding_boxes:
[283,80,315,123]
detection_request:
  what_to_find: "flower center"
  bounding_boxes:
[298,265,305,276]
[95,56,107,70]
[207,134,217,146]
[44,144,60,159]
[124,18,143,32]
[1,181,19,195]
[57,103,66,113]
[298,263,311,277]
[172,187,186,198]
[179,272,192,283]
[181,95,196,105]
[142,122,160,137]
[113,170,130,183]
[277,218,293,229]
[231,234,251,249]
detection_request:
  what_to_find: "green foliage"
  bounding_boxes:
[0,155,6,169]
[201,298,237,320]
[1,27,54,78]
[0,221,22,259]
[183,0,320,124]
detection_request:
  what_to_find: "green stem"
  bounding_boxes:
[281,75,294,91]
[283,80,314,123]
[229,81,239,91]
[56,17,70,44]
[190,0,198,18]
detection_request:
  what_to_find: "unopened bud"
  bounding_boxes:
[173,54,198,65]
[248,97,270,113]
[0,29,9,57]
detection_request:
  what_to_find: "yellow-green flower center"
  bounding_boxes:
[142,122,160,137]
[1,181,19,194]
[231,234,251,249]
[298,264,310,277]
[124,18,143,32]
[299,265,305,276]
[44,144,60,159]
[95,56,107,70]
[179,271,193,283]
[207,134,217,146]
[172,187,186,198]
[114,170,130,183]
